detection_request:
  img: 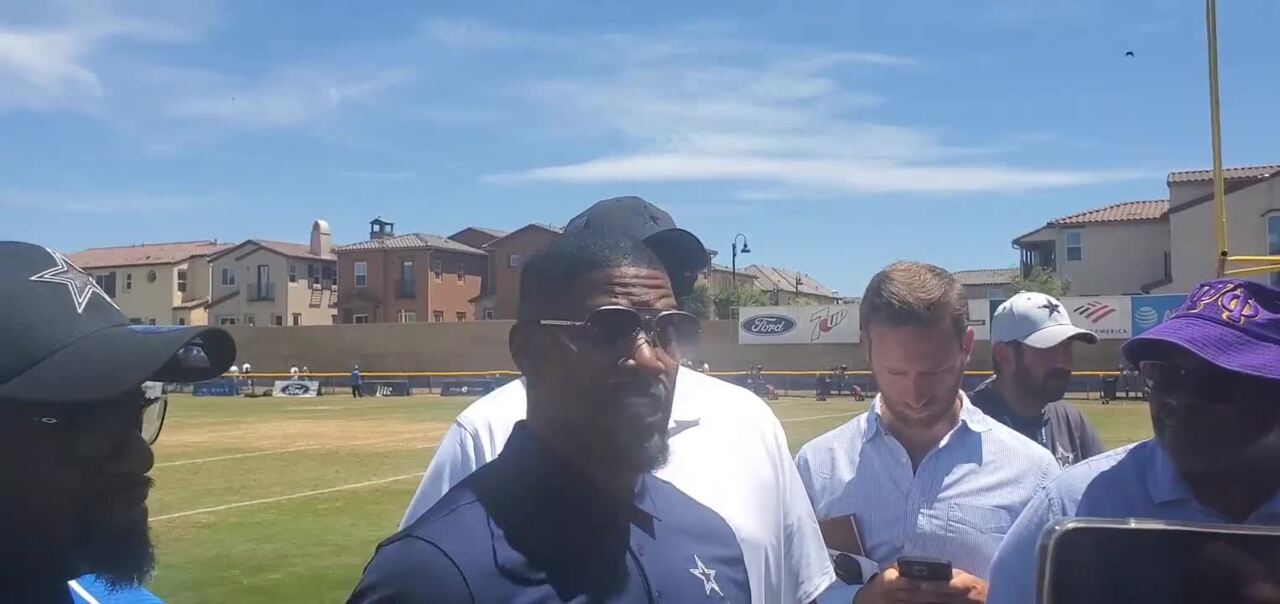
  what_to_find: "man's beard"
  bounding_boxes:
[610,379,672,474]
[1015,363,1070,406]
[70,483,156,589]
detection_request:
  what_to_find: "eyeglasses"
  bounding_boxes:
[1140,360,1280,407]
[538,306,702,356]
[13,388,168,458]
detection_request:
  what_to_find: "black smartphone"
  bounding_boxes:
[897,556,953,582]
[1039,518,1280,604]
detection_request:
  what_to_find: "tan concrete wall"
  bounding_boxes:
[1167,179,1280,292]
[222,320,1129,374]
[1054,221,1170,295]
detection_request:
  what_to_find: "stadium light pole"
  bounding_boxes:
[731,234,751,298]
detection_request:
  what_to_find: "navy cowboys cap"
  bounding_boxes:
[564,196,710,276]
[0,241,236,405]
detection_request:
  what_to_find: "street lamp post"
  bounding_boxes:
[731,234,751,298]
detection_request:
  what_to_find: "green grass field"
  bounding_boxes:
[145,393,1154,602]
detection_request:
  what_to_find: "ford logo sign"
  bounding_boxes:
[742,314,798,336]
[281,383,311,396]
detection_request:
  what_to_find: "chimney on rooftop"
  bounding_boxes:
[311,220,332,256]
[369,217,395,241]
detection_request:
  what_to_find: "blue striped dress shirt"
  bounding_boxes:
[796,394,1061,586]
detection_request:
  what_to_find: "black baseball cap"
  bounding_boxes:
[0,241,237,405]
[564,196,710,275]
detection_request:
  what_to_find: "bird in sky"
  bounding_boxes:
[1125,51,1136,57]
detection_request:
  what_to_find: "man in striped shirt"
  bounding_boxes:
[796,261,1060,604]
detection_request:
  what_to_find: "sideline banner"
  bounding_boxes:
[1061,296,1133,339]
[273,380,320,397]
[738,304,860,345]
[1131,294,1187,337]
[194,378,240,397]
[361,380,410,397]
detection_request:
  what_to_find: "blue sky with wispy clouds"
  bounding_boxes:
[2,0,1278,295]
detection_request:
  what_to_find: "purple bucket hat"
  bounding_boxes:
[1123,279,1280,381]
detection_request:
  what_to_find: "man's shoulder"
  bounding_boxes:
[675,370,781,425]
[452,380,528,432]
[795,412,872,465]
[1046,440,1152,501]
[647,474,740,538]
[1043,400,1094,424]
[974,413,1059,467]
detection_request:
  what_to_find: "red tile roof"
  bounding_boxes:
[333,233,486,255]
[952,268,1018,286]
[1167,164,1280,184]
[68,240,230,269]
[1049,199,1169,225]
[744,265,838,298]
[210,239,336,261]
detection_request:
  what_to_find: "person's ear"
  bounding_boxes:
[960,327,975,365]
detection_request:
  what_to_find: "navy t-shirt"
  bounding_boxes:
[350,421,751,603]
[969,376,1105,467]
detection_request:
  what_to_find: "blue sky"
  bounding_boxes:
[2,0,1278,295]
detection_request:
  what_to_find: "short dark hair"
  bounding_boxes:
[517,233,666,322]
[860,261,968,339]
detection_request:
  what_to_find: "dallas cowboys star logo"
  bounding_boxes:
[689,554,723,597]
[29,248,119,314]
[1039,300,1063,318]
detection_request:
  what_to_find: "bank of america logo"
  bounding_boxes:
[1074,301,1118,323]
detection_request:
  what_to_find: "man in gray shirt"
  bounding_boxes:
[970,292,1104,467]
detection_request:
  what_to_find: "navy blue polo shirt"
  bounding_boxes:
[349,421,750,603]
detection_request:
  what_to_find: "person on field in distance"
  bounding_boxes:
[969,292,1104,467]
[0,241,236,603]
[399,196,836,604]
[350,233,752,602]
[350,365,362,398]
[795,261,1060,604]
[987,279,1280,604]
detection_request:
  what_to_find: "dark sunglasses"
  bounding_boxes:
[1139,360,1280,407]
[539,305,702,355]
[11,388,168,458]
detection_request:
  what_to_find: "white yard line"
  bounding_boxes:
[150,472,427,522]
[155,430,447,468]
[780,412,857,423]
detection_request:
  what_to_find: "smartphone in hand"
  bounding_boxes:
[897,556,953,582]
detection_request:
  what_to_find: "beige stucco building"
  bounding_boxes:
[1015,200,1172,296]
[207,220,339,326]
[68,240,231,325]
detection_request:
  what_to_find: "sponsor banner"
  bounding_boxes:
[738,304,860,345]
[968,299,992,340]
[361,380,410,397]
[193,378,240,397]
[1131,294,1187,337]
[273,380,320,397]
[1061,296,1133,339]
[441,379,498,397]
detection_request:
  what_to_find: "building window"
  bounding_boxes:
[148,318,156,325]
[244,314,256,326]
[400,260,415,297]
[124,273,133,291]
[1065,230,1083,262]
[456,263,465,284]
[484,309,495,320]
[177,317,187,326]
[432,310,444,322]
[508,254,520,268]
[399,310,417,323]
[292,313,302,326]
[218,316,236,326]
[272,314,284,326]
[147,270,157,283]
[255,265,270,300]
[177,269,188,293]
[221,267,236,286]
[1269,214,1280,287]
[129,318,142,325]
[455,311,467,322]
[354,261,368,288]
[94,272,117,297]
[289,264,298,284]
[353,314,369,324]
[433,259,443,282]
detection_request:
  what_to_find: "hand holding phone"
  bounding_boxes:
[898,556,953,582]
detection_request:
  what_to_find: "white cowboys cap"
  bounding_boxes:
[991,292,1099,348]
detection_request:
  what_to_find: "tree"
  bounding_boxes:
[1008,267,1070,297]
[685,282,711,320]
[712,286,768,320]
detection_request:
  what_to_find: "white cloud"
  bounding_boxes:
[0,3,202,111]
[167,69,413,127]
[466,21,1136,195]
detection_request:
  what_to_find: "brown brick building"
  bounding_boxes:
[468,223,563,320]
[334,221,488,323]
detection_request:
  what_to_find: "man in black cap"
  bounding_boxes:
[400,197,837,604]
[0,242,236,603]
